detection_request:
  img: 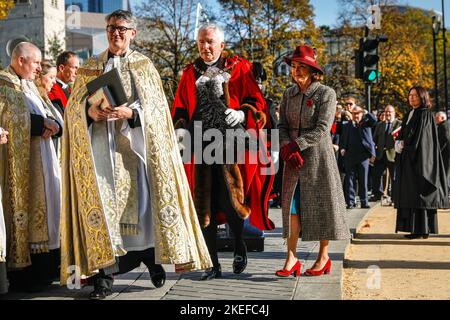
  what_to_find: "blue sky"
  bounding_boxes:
[310,0,450,27]
[132,0,450,27]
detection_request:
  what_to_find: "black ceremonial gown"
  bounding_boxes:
[395,107,449,234]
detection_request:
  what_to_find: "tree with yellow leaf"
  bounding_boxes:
[218,0,321,102]
[334,0,436,115]
[0,0,14,20]
[0,0,14,68]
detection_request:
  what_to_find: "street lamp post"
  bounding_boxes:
[433,15,441,111]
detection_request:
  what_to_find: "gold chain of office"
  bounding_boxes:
[193,58,240,77]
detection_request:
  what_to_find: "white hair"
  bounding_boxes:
[11,42,41,61]
[197,23,225,43]
[436,111,447,120]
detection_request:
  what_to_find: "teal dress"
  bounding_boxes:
[291,184,301,215]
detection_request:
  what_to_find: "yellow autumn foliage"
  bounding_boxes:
[0,0,14,20]
[332,3,437,115]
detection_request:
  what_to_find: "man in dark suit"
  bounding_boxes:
[435,111,450,191]
[370,105,402,201]
[340,106,377,209]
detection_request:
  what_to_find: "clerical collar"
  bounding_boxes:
[194,57,225,78]
[107,51,127,59]
[204,56,221,66]
[56,78,69,90]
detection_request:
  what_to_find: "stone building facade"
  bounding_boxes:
[0,0,66,66]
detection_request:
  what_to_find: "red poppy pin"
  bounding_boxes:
[306,99,314,108]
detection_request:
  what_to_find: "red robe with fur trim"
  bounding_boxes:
[172,54,275,231]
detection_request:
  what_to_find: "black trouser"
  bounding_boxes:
[372,153,396,197]
[7,249,60,291]
[345,160,370,206]
[0,262,7,294]
[202,164,245,268]
[272,159,284,205]
[92,247,157,290]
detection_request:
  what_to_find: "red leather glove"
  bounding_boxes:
[281,141,300,162]
[288,152,304,169]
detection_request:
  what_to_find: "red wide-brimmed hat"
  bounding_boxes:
[284,45,323,75]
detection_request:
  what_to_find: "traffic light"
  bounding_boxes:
[355,35,388,83]
[362,37,379,82]
[355,46,364,79]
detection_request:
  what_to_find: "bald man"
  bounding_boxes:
[0,42,63,293]
[371,105,402,202]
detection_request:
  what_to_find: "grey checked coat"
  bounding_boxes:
[279,82,350,241]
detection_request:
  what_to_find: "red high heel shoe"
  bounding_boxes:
[275,260,301,277]
[304,258,331,276]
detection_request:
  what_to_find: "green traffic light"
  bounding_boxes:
[368,70,377,81]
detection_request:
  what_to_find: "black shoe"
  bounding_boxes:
[369,195,381,202]
[149,264,166,288]
[270,200,281,208]
[21,284,46,293]
[346,204,356,210]
[233,243,248,274]
[8,279,46,293]
[361,204,370,209]
[200,265,222,281]
[405,234,429,239]
[89,286,112,300]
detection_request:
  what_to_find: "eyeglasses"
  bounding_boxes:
[106,25,134,34]
[345,102,354,106]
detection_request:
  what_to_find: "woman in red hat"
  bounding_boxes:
[276,45,350,278]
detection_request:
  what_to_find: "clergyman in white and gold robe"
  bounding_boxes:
[0,54,63,292]
[60,49,212,294]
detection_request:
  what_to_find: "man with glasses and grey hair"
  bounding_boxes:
[371,105,402,202]
[61,10,212,299]
[172,23,275,281]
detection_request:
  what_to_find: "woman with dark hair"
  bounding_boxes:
[276,45,350,277]
[394,86,449,239]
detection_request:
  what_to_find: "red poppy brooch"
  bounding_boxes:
[306,99,314,108]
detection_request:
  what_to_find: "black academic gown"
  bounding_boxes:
[437,120,450,177]
[395,107,449,234]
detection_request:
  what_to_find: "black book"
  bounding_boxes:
[86,68,128,108]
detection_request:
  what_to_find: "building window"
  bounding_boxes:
[14,0,31,4]
[51,0,58,8]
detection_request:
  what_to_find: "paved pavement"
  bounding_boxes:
[0,204,373,300]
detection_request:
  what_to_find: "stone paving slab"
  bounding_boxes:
[291,205,375,300]
[1,205,372,300]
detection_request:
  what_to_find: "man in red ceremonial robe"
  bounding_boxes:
[172,23,275,280]
[48,51,79,115]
